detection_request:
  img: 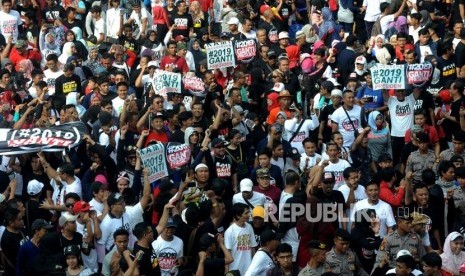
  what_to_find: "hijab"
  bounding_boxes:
[58,42,75,65]
[319,7,336,39]
[441,232,465,275]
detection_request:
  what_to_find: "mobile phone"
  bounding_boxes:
[187,182,196,188]
[365,96,374,103]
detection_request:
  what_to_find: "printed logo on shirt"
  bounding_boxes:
[443,64,456,77]
[414,99,423,110]
[341,118,359,131]
[174,18,188,30]
[237,234,252,251]
[216,162,231,177]
[155,247,178,271]
[63,81,77,94]
[395,103,412,117]
[293,131,306,142]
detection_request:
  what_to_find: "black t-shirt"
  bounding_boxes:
[319,103,337,142]
[133,243,161,276]
[21,165,52,200]
[59,232,83,250]
[41,5,66,23]
[204,258,226,276]
[456,42,465,68]
[170,14,193,38]
[442,98,464,140]
[313,189,346,228]
[25,200,53,235]
[1,229,28,275]
[53,74,82,109]
[437,55,457,87]
[414,90,435,125]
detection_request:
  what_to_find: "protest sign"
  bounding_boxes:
[406,62,433,87]
[371,64,405,90]
[139,143,169,182]
[0,122,88,155]
[234,39,256,63]
[153,70,182,98]
[206,41,235,69]
[166,142,191,170]
[183,75,206,97]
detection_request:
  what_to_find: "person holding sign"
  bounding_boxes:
[160,40,189,74]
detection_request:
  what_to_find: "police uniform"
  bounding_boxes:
[439,149,465,162]
[324,248,368,276]
[298,264,325,276]
[374,230,425,269]
[406,149,437,183]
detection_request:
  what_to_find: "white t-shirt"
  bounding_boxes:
[281,227,299,262]
[125,203,144,230]
[152,235,184,276]
[129,8,151,38]
[112,97,125,117]
[0,10,22,43]
[232,192,266,207]
[350,198,396,237]
[224,222,258,276]
[44,69,63,96]
[299,153,322,171]
[339,183,367,231]
[98,212,134,251]
[76,221,99,271]
[387,94,415,137]
[284,115,319,153]
[51,177,82,206]
[89,198,104,216]
[331,105,363,148]
[379,14,395,34]
[363,0,386,22]
[318,159,351,190]
[419,44,433,63]
[105,8,122,39]
[409,25,420,44]
[244,249,275,276]
[94,18,105,40]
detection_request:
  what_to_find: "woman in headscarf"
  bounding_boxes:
[17,59,34,82]
[367,111,392,163]
[82,47,105,75]
[68,28,89,60]
[368,34,386,58]
[190,38,206,72]
[266,92,280,120]
[353,55,368,82]
[441,232,465,275]
[319,7,336,45]
[141,30,164,60]
[38,30,61,68]
[58,42,77,66]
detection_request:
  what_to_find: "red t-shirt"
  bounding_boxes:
[159,55,189,74]
[145,131,169,147]
[9,48,41,71]
[404,124,439,144]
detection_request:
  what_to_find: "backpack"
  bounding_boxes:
[371,15,385,37]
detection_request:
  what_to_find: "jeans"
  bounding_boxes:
[365,20,375,38]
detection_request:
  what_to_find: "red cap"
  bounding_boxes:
[73,201,91,213]
[260,4,270,15]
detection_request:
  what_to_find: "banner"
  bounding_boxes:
[166,142,191,170]
[153,70,182,98]
[139,143,169,182]
[0,122,88,155]
[371,64,405,90]
[234,39,256,63]
[406,62,433,88]
[206,41,235,70]
[183,75,206,97]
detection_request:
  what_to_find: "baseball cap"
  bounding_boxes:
[27,180,44,196]
[331,89,343,98]
[252,206,265,218]
[355,55,367,64]
[147,61,157,68]
[240,178,253,192]
[199,233,216,250]
[308,240,327,250]
[322,172,335,183]
[327,78,341,87]
[416,132,430,143]
[233,105,244,114]
[450,232,464,241]
[220,32,230,39]
[451,155,465,164]
[260,229,280,244]
[257,168,270,178]
[73,201,91,213]
[107,193,125,206]
[411,212,429,225]
[396,249,412,259]
[348,72,358,81]
[278,31,289,40]
[15,40,27,49]
[227,17,239,25]
[211,138,225,148]
[31,219,53,231]
[378,153,393,163]
[288,148,301,160]
[95,174,108,186]
[267,50,277,58]
[295,30,305,40]
[166,217,178,228]
[59,212,78,227]
[64,245,81,257]
[272,82,285,92]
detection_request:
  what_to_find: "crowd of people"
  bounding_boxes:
[1,0,465,275]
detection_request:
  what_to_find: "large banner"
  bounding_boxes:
[166,142,191,170]
[371,64,405,90]
[234,39,257,63]
[153,70,182,98]
[0,122,88,155]
[406,62,433,88]
[139,143,169,182]
[206,41,235,69]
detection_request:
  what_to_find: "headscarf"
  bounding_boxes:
[18,59,33,80]
[367,111,389,135]
[389,15,408,35]
[420,10,432,27]
[71,27,88,50]
[267,92,280,111]
[59,42,75,65]
[319,7,335,39]
[441,232,465,275]
[184,127,197,146]
[301,24,319,44]
[83,47,105,75]
[354,55,367,76]
[375,47,391,65]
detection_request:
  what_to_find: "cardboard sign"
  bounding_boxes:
[183,75,206,97]
[234,39,257,63]
[166,142,191,170]
[371,64,405,90]
[206,41,235,70]
[406,62,433,88]
[153,70,182,98]
[139,143,168,182]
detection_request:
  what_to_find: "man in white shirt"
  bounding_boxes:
[112,82,129,117]
[43,54,63,96]
[331,90,364,148]
[105,0,124,43]
[350,180,396,237]
[319,142,351,190]
[339,167,367,231]
[0,0,22,43]
[284,104,319,153]
[91,6,105,44]
[244,229,279,276]
[363,0,387,37]
[232,178,266,211]
[224,203,258,276]
[152,218,184,276]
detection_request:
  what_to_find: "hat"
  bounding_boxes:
[227,17,239,25]
[152,112,165,120]
[211,138,225,148]
[397,208,413,220]
[295,30,305,40]
[175,35,185,42]
[331,89,343,98]
[147,61,157,68]
[308,240,327,250]
[240,178,253,192]
[73,201,91,213]
[273,123,283,133]
[450,232,464,241]
[327,78,341,87]
[58,212,78,227]
[107,193,125,206]
[252,206,265,218]
[348,72,358,81]
[195,163,208,172]
[439,89,452,103]
[233,105,244,114]
[288,148,301,160]
[90,5,102,13]
[64,245,81,257]
[256,168,270,178]
[355,55,367,64]
[278,31,289,40]
[95,174,108,186]
[166,217,178,228]
[260,229,280,244]
[27,180,44,196]
[31,219,53,231]
[411,212,429,225]
[15,40,27,49]
[378,153,392,163]
[416,132,430,143]
[267,50,277,58]
[199,233,216,249]
[260,4,270,14]
[177,42,187,50]
[277,90,292,99]
[272,82,285,92]
[396,249,412,259]
[220,32,230,38]
[451,155,465,164]
[322,172,335,183]
[453,131,465,143]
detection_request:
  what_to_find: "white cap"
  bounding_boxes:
[355,55,367,64]
[327,78,341,87]
[240,178,253,192]
[27,180,44,196]
[396,249,412,259]
[58,212,78,227]
[233,105,244,114]
[278,31,289,40]
[331,89,343,98]
[147,61,158,68]
[195,163,208,172]
[295,30,305,39]
[227,17,240,25]
[271,82,285,92]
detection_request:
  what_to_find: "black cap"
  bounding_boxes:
[288,148,301,160]
[31,219,54,231]
[451,155,465,164]
[260,229,280,245]
[453,131,465,143]
[416,132,430,143]
[397,208,413,221]
[64,245,81,257]
[308,240,327,250]
[378,153,393,163]
[211,138,225,148]
[322,171,335,183]
[199,233,216,250]
[267,50,277,58]
[107,193,124,206]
